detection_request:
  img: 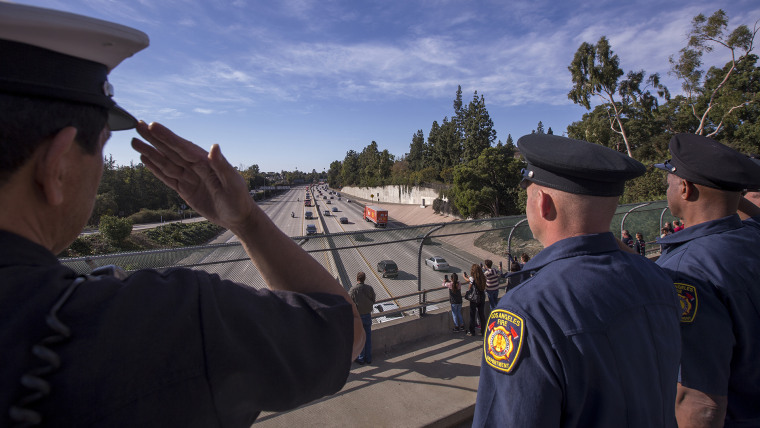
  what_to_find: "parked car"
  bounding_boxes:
[332,207,338,212]
[340,217,349,224]
[305,224,317,235]
[372,302,403,324]
[425,256,449,271]
[377,260,398,278]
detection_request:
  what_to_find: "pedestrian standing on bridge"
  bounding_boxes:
[473,134,681,427]
[483,259,500,309]
[443,273,464,332]
[0,4,364,427]
[349,272,376,365]
[654,134,760,427]
[466,264,486,337]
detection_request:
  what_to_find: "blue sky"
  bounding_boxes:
[17,0,759,173]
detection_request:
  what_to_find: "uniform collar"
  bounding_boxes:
[656,214,743,246]
[521,232,619,275]
[0,229,59,268]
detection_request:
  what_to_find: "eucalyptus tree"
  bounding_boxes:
[568,36,666,158]
[669,9,759,137]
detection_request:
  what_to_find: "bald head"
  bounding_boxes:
[525,182,619,247]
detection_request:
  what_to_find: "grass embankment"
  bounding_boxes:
[60,221,225,258]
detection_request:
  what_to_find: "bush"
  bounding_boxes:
[128,208,197,224]
[99,215,133,244]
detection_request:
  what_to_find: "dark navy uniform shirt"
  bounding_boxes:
[0,231,354,428]
[744,215,760,233]
[656,215,760,427]
[473,232,680,427]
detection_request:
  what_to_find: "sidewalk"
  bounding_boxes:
[254,332,483,427]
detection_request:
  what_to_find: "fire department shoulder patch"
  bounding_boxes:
[674,282,698,323]
[483,309,524,373]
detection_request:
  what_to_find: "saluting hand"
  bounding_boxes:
[131,121,255,232]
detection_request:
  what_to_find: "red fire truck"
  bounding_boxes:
[363,205,388,228]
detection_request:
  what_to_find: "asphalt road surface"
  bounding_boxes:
[194,187,483,318]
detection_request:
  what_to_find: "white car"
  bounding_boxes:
[372,302,403,324]
[425,256,449,271]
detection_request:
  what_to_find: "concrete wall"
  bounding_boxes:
[340,185,445,206]
[372,303,487,356]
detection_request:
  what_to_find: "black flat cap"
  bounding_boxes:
[0,2,149,130]
[654,134,760,191]
[517,134,645,196]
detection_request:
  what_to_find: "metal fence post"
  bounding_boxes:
[418,224,446,316]
[506,218,528,270]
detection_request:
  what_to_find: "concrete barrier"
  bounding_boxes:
[372,303,483,356]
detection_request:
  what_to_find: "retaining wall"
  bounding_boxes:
[340,185,445,206]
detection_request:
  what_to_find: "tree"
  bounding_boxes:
[341,150,359,186]
[461,91,497,162]
[99,214,133,244]
[449,147,523,218]
[669,10,759,137]
[407,129,426,171]
[568,37,667,158]
[327,160,342,188]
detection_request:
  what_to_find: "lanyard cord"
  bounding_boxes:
[9,275,89,427]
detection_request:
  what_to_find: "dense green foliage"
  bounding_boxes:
[327,9,758,219]
[61,221,225,257]
[98,215,133,244]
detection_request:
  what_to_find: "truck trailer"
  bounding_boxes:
[363,205,388,228]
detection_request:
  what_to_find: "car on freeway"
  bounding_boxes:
[425,256,449,271]
[304,211,314,219]
[323,196,327,199]
[330,196,334,199]
[346,198,350,202]
[305,224,317,235]
[332,207,338,212]
[340,217,349,224]
[324,210,330,216]
[337,197,341,201]
[377,260,399,278]
[326,200,331,204]
[372,302,403,324]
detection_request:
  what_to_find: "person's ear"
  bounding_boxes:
[681,179,697,201]
[536,189,556,221]
[35,126,78,206]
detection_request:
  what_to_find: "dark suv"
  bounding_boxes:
[377,260,398,278]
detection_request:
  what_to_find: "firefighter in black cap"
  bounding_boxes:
[654,133,760,428]
[0,3,363,426]
[473,134,681,427]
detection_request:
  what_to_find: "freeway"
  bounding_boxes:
[187,185,488,319]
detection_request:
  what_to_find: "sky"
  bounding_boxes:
[15,0,760,173]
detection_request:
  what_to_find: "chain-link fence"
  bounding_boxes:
[61,200,677,322]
